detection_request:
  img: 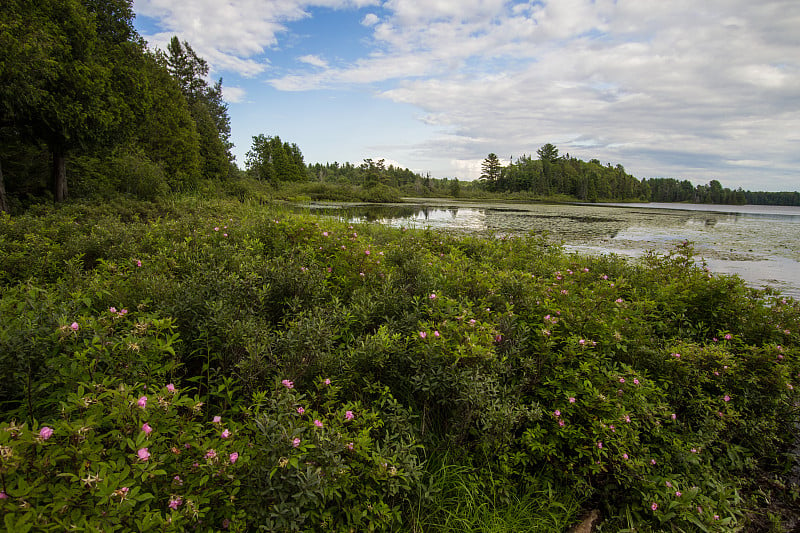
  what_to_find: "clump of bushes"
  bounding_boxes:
[1,197,798,531]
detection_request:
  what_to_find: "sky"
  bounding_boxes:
[132,0,800,191]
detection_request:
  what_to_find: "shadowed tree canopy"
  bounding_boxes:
[0,0,143,202]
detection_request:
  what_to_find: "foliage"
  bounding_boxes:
[1,197,799,531]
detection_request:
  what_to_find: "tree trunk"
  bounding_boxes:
[0,159,8,213]
[51,146,67,202]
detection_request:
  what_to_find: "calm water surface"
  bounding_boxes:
[299,199,800,299]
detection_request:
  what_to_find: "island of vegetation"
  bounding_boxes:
[1,2,799,532]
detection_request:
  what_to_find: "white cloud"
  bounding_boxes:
[298,54,328,68]
[361,13,379,26]
[222,86,247,103]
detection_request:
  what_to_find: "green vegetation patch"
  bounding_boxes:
[1,198,799,531]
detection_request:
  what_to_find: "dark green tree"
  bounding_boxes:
[163,37,232,179]
[536,143,559,163]
[480,153,502,184]
[0,0,142,201]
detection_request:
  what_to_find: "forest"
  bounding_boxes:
[2,4,800,532]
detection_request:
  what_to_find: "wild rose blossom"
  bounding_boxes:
[292,438,301,448]
[169,497,182,509]
[137,396,147,408]
[281,379,294,389]
[345,410,354,420]
[229,452,239,463]
[314,420,323,428]
[137,448,150,461]
[166,383,175,393]
[142,422,152,436]
[70,322,79,331]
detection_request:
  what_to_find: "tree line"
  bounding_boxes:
[0,0,235,211]
[480,144,799,205]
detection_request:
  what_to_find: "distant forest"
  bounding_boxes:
[475,145,799,206]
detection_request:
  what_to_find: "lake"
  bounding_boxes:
[297,199,800,299]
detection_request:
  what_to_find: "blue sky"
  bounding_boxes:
[132,0,800,191]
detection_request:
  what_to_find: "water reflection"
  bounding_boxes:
[296,200,800,298]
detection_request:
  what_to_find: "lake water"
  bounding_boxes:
[298,199,800,299]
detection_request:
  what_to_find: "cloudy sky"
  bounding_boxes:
[133,0,799,191]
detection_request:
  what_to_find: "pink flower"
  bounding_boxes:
[173,475,183,484]
[324,378,331,386]
[650,459,657,465]
[569,397,576,403]
[651,502,658,511]
[434,330,440,338]
[297,406,305,415]
[110,307,117,313]
[70,322,79,331]
[229,452,239,463]
[142,423,152,436]
[671,413,677,420]
[169,497,182,509]
[619,377,625,383]
[39,426,54,440]
[666,481,672,487]
[553,410,561,417]
[213,415,222,424]
[633,378,640,385]
[221,429,231,439]
[625,415,631,423]
[166,383,175,393]
[137,448,150,461]
[345,410,354,420]
[137,396,147,408]
[672,352,680,358]
[136,260,142,267]
[723,394,731,402]
[281,379,294,389]
[419,331,427,339]
[615,298,624,303]
[429,293,436,299]
[622,453,629,460]
[558,419,565,426]
[346,442,354,450]
[675,491,682,497]
[314,419,323,428]
[597,441,603,449]
[365,250,371,255]
[205,449,217,460]
[724,333,732,340]
[292,438,301,448]
[0,491,7,499]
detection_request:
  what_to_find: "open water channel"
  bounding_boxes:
[298,199,800,299]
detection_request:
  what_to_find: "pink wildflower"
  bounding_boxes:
[166,383,175,393]
[434,330,441,338]
[651,502,658,511]
[281,379,294,389]
[346,442,354,450]
[229,452,239,463]
[569,397,576,403]
[597,441,603,449]
[0,491,7,499]
[39,426,54,440]
[723,394,731,402]
[314,419,323,428]
[675,491,682,497]
[205,449,217,460]
[345,410,354,420]
[619,377,625,383]
[297,406,305,415]
[70,322,79,331]
[622,453,629,460]
[724,333,732,340]
[429,293,436,299]
[419,331,427,339]
[142,422,152,436]
[137,396,147,408]
[221,429,231,439]
[169,497,182,509]
[213,415,222,424]
[324,378,331,385]
[292,438,301,448]
[554,410,561,417]
[137,448,150,461]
